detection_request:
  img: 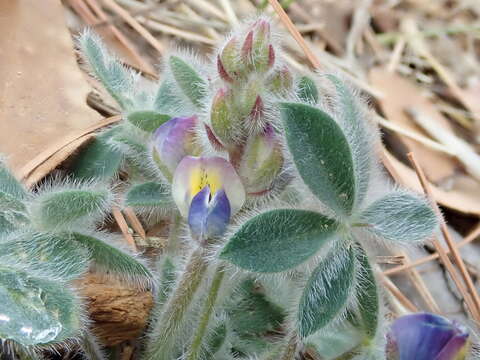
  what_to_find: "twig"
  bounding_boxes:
[124,207,146,240]
[112,206,138,252]
[384,223,480,275]
[84,0,155,74]
[101,0,165,55]
[379,272,418,312]
[268,0,322,69]
[400,250,441,313]
[407,152,480,320]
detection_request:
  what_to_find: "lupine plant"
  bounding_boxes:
[76,16,442,360]
[1,15,460,360]
[0,162,152,358]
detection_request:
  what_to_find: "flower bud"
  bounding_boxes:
[172,156,245,241]
[210,88,241,148]
[239,124,284,195]
[240,20,275,75]
[218,38,240,83]
[152,116,201,181]
[266,66,293,94]
[387,313,470,360]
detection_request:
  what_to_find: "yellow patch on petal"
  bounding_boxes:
[189,166,222,197]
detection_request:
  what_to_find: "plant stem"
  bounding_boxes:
[144,246,209,360]
[166,211,183,254]
[186,265,225,360]
[279,333,298,360]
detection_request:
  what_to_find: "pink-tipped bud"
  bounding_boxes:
[219,37,241,82]
[210,88,241,147]
[204,123,225,151]
[249,96,264,129]
[266,66,293,94]
[241,31,254,63]
[268,45,275,67]
[217,56,233,83]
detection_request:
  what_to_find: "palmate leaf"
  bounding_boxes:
[127,111,171,133]
[0,266,82,347]
[29,186,112,231]
[169,56,206,108]
[360,191,438,243]
[221,209,337,273]
[125,182,172,209]
[298,245,355,338]
[70,127,123,181]
[280,102,356,216]
[70,232,152,282]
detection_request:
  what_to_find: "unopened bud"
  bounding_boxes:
[239,124,284,195]
[240,20,275,74]
[210,88,241,147]
[267,66,293,94]
[218,38,241,82]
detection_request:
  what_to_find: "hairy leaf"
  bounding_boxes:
[30,187,112,231]
[298,246,355,338]
[354,244,378,338]
[127,111,171,133]
[169,56,206,107]
[0,266,82,346]
[70,232,152,281]
[326,74,372,209]
[70,127,123,181]
[125,182,172,209]
[0,232,89,281]
[79,31,134,109]
[153,78,182,114]
[280,103,356,216]
[221,209,337,273]
[360,192,438,243]
[297,76,318,104]
[0,161,28,200]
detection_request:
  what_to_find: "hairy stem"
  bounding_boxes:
[145,246,209,360]
[186,265,225,360]
[82,332,107,360]
[166,211,183,254]
[279,333,298,360]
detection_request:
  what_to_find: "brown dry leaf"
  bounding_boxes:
[370,67,458,183]
[0,0,102,179]
[384,151,480,216]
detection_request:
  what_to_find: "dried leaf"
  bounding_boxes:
[0,0,102,181]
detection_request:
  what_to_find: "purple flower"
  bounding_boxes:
[388,313,469,360]
[152,116,201,181]
[172,156,245,241]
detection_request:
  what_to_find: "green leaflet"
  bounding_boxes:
[0,161,28,200]
[70,233,152,282]
[360,191,438,243]
[297,76,319,104]
[169,56,206,107]
[30,188,112,231]
[127,111,171,133]
[79,32,134,109]
[353,244,378,339]
[298,245,355,338]
[153,78,183,114]
[280,102,356,216]
[0,266,82,346]
[70,127,123,181]
[125,182,172,209]
[221,209,337,273]
[325,74,371,209]
[0,232,89,282]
